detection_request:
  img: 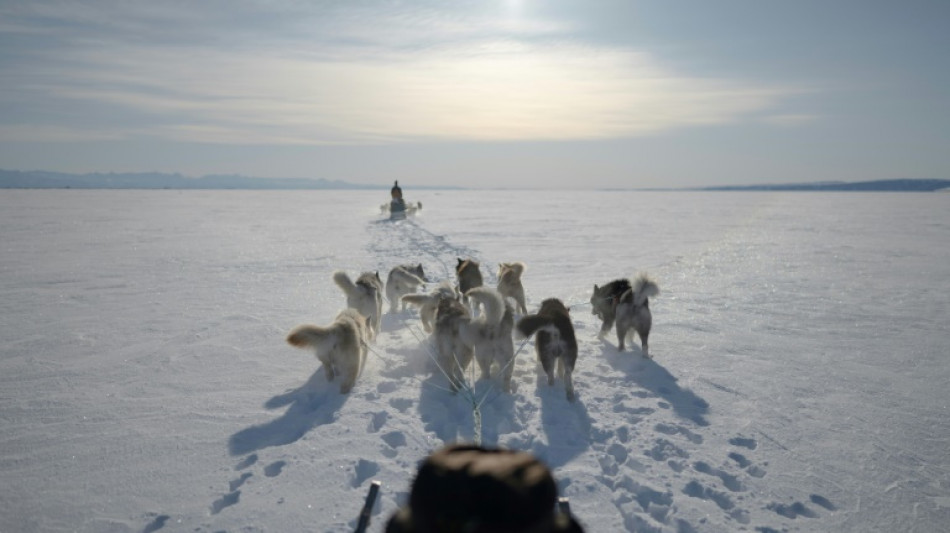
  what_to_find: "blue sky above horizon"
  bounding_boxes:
[1,1,947,189]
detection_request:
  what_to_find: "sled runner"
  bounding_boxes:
[354,480,381,533]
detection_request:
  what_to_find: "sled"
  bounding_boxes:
[351,480,573,531]
[380,199,422,220]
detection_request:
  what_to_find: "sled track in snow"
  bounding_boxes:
[366,217,497,286]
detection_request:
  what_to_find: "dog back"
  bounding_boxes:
[456,258,484,294]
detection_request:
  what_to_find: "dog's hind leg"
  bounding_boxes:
[564,366,575,402]
[499,343,516,393]
[598,316,614,339]
[475,346,492,380]
[538,352,556,387]
[615,321,628,351]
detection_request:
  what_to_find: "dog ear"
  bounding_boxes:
[593,284,599,291]
[457,258,464,266]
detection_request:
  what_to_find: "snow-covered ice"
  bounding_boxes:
[1,189,948,532]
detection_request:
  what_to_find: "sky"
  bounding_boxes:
[1,1,948,189]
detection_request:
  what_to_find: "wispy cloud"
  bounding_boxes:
[760,114,821,127]
[0,2,797,145]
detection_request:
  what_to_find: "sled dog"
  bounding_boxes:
[516,299,579,401]
[614,273,660,356]
[432,296,474,393]
[286,308,369,394]
[455,258,484,303]
[459,287,516,393]
[590,278,632,339]
[401,282,458,333]
[496,262,527,315]
[386,264,427,313]
[333,270,383,341]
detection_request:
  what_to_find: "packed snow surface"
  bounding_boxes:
[1,190,948,532]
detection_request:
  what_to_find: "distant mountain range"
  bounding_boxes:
[697,179,950,192]
[1,170,947,191]
[0,170,380,190]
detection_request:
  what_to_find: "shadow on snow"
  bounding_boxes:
[600,344,710,427]
[228,367,349,456]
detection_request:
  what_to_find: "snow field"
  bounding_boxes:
[1,190,948,532]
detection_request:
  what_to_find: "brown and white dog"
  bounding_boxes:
[286,308,369,394]
[401,282,458,333]
[516,299,578,401]
[456,258,484,303]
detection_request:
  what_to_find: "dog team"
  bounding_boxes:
[286,258,659,401]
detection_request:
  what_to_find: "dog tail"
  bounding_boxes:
[400,293,431,308]
[390,267,425,287]
[287,324,340,353]
[332,270,356,296]
[631,273,660,307]
[466,287,505,325]
[516,313,553,339]
[498,261,526,278]
[507,261,526,276]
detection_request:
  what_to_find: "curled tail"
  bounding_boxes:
[465,287,506,325]
[499,261,526,279]
[631,273,660,307]
[332,271,356,296]
[516,313,554,338]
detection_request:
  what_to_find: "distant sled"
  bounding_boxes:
[380,199,422,220]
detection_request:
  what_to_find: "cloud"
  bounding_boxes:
[0,2,796,145]
[760,114,821,127]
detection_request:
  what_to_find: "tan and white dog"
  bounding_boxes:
[496,261,527,314]
[385,264,427,313]
[333,270,383,340]
[460,287,516,393]
[286,308,369,394]
[432,296,474,393]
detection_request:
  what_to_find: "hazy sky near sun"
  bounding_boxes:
[1,1,947,188]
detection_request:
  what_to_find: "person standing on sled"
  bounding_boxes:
[390,180,407,219]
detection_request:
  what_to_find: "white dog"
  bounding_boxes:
[496,262,527,314]
[385,264,427,313]
[286,308,369,394]
[332,270,383,341]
